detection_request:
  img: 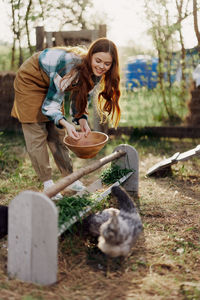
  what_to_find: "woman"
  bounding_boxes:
[11,38,121,199]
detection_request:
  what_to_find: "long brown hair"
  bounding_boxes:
[61,38,121,128]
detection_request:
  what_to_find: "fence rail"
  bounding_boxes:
[108,126,200,138]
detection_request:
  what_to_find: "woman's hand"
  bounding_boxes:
[59,119,80,140]
[79,118,91,137]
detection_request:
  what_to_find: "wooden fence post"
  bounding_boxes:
[8,191,58,285]
[98,24,107,38]
[36,26,44,51]
[113,144,139,197]
[46,31,53,48]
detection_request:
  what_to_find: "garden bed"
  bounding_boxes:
[0,133,200,299]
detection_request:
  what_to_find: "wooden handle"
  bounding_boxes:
[44,150,126,198]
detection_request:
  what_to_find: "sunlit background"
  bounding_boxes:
[0,0,198,50]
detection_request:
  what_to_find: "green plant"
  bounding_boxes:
[100,163,134,185]
[56,194,93,228]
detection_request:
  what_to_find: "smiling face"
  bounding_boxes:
[91,52,113,77]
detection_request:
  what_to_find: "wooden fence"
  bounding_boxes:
[36,25,107,51]
[108,126,200,138]
[0,72,21,132]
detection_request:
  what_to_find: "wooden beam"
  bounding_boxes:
[44,150,126,198]
[57,29,96,40]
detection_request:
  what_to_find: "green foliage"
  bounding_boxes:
[88,84,188,128]
[100,164,134,185]
[0,45,12,71]
[56,194,93,228]
[119,86,188,127]
[0,45,34,71]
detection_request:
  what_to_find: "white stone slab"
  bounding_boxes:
[146,152,180,176]
[146,144,200,176]
[8,191,58,285]
[176,144,200,161]
[112,144,139,195]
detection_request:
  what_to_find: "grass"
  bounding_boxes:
[0,45,35,72]
[0,131,200,299]
[117,86,189,127]
[88,89,189,129]
[0,45,12,71]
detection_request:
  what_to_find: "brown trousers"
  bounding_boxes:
[22,122,73,182]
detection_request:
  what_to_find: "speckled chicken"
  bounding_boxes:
[84,185,143,257]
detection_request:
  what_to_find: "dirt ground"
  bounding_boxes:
[0,138,200,300]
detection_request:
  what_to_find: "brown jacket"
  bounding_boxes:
[11,52,64,123]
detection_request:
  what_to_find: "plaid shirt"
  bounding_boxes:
[39,48,100,127]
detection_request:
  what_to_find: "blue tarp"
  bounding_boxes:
[125,47,200,90]
[125,55,158,90]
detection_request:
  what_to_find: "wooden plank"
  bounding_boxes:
[57,29,95,40]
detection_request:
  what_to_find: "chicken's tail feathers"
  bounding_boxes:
[111,186,136,212]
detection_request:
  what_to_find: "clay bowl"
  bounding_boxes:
[63,131,109,159]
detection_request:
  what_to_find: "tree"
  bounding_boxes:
[193,0,200,45]
[144,0,178,121]
[175,0,190,100]
[31,0,93,31]
[8,0,24,69]
[144,0,193,124]
[5,0,93,69]
[25,0,34,55]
